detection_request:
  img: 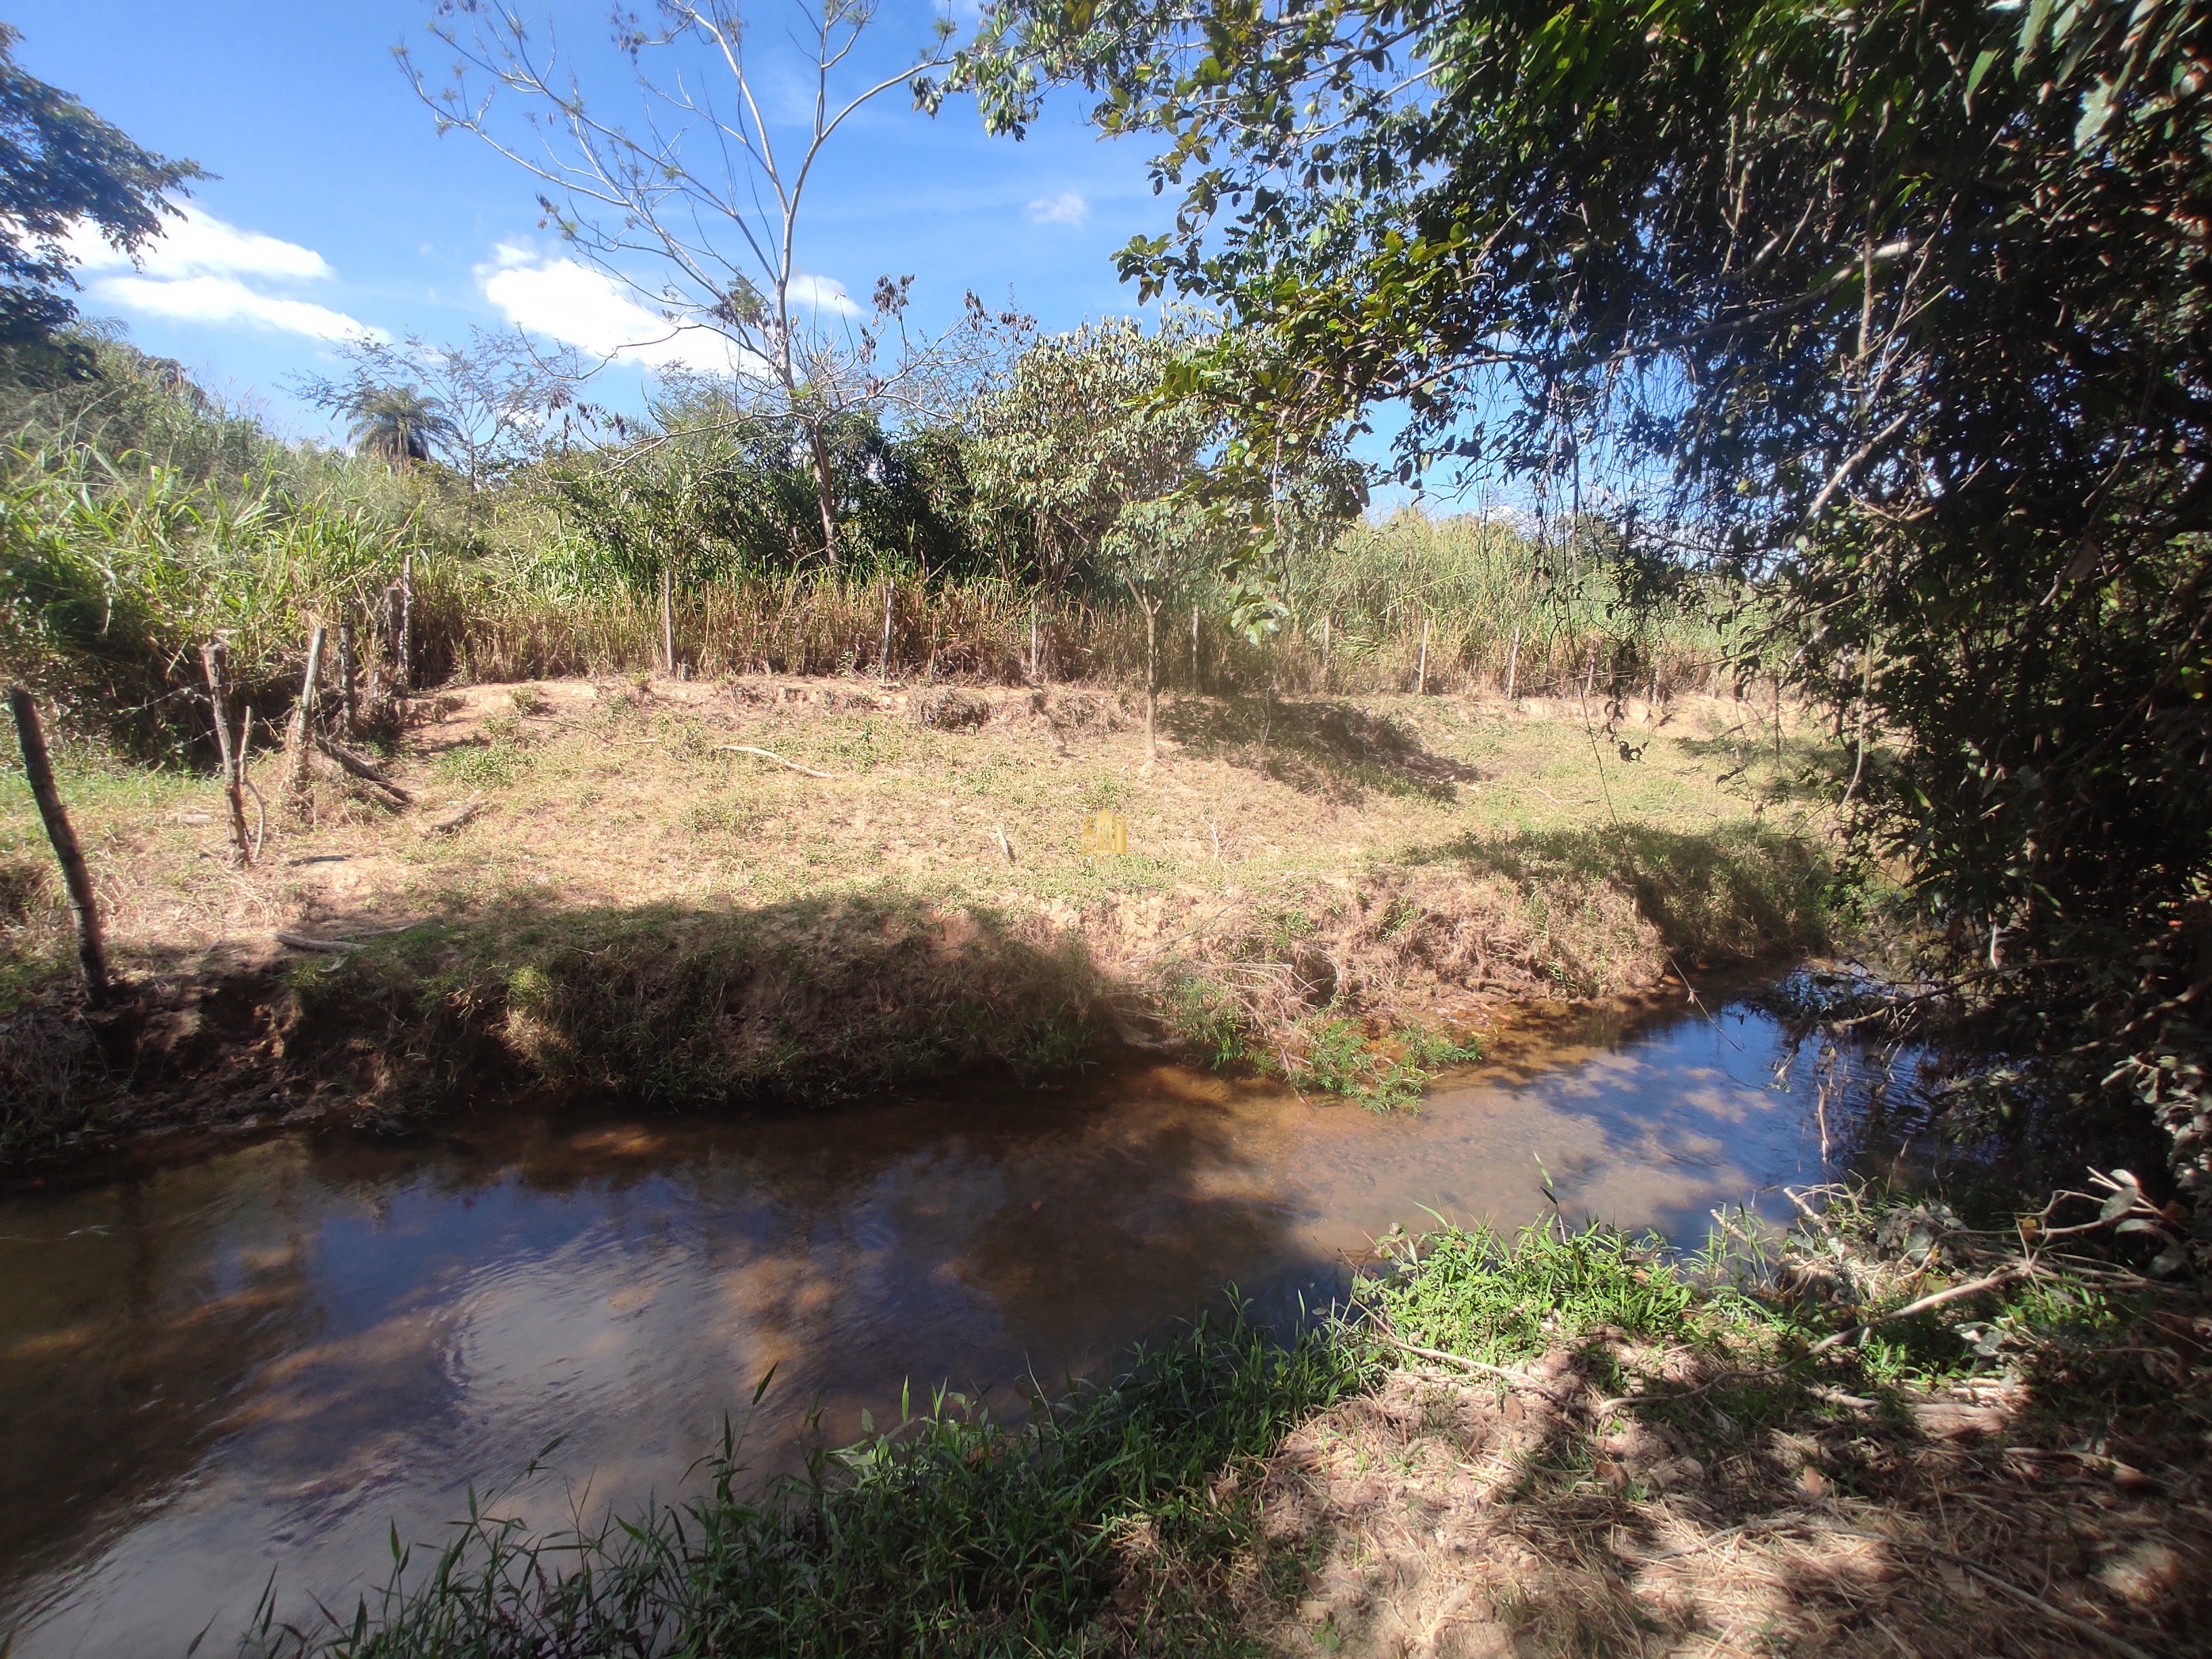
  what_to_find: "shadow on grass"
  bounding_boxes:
[1252,1221,2211,1658]
[292,888,1122,1114]
[1162,695,1482,803]
[1406,820,1833,964]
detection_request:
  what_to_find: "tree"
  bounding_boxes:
[404,0,1025,565]
[339,384,458,468]
[965,318,1217,758]
[296,328,595,491]
[942,0,2212,1193]
[0,22,202,367]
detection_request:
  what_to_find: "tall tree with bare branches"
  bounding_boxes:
[403,0,1021,566]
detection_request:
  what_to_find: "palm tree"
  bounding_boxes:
[342,384,457,467]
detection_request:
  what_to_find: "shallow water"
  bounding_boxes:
[1,986,1887,1655]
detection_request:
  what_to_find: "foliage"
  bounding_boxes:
[295,329,595,491]
[533,404,982,590]
[404,1,1027,564]
[963,315,1222,591]
[941,0,2212,1206]
[0,22,202,361]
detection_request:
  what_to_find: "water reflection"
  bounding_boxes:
[1,987,1885,1656]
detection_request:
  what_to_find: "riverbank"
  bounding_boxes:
[1,678,1835,1164]
[240,1187,2207,1658]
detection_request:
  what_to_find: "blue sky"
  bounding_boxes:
[13,1,1169,443]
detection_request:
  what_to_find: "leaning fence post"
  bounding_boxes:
[1504,626,1521,705]
[199,640,251,864]
[7,688,108,1006]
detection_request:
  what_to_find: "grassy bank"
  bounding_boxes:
[239,1187,2209,1658]
[1,680,1835,1158]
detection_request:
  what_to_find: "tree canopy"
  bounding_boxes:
[935,0,2212,1183]
[0,23,201,361]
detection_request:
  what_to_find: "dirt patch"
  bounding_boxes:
[1235,1343,2210,1658]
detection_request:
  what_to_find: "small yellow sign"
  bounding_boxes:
[1082,808,1128,859]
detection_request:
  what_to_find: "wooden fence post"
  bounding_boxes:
[335,621,357,741]
[283,621,327,813]
[659,561,676,677]
[1416,612,1431,695]
[396,554,415,691]
[199,640,251,864]
[1504,626,1521,705]
[7,689,108,1006]
[880,578,895,682]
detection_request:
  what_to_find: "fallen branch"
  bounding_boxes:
[1595,1262,2037,1418]
[1959,1561,2157,1659]
[712,743,837,779]
[1372,1332,1540,1387]
[1801,1263,2033,1359]
[422,795,486,836]
[315,734,412,802]
[272,922,430,954]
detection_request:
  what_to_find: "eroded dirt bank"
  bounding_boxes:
[1,677,1834,1168]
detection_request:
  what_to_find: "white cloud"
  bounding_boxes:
[1025,191,1089,227]
[786,272,863,318]
[67,208,334,283]
[87,274,384,342]
[479,251,755,373]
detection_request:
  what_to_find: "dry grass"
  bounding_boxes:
[1229,1348,2209,1658]
[1,675,1836,1154]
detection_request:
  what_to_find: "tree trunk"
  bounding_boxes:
[199,641,251,864]
[808,424,839,569]
[8,688,107,1006]
[396,555,414,692]
[283,622,328,813]
[660,562,676,677]
[336,622,357,741]
[1143,597,1159,765]
[1191,603,1201,691]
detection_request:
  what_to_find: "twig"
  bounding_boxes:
[1595,1263,2036,1417]
[1372,1332,1540,1386]
[272,922,428,954]
[315,735,413,802]
[422,795,487,836]
[7,688,107,1005]
[1802,1263,2032,1359]
[1957,1562,2156,1659]
[712,743,837,779]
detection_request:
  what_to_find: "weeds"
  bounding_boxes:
[235,1186,2211,1658]
[248,1306,1372,1659]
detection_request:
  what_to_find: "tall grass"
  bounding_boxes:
[410,514,1733,701]
[3,361,1736,764]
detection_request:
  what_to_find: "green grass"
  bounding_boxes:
[249,1305,1372,1659]
[237,1188,2207,1658]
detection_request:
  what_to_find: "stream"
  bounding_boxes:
[0,979,1906,1656]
